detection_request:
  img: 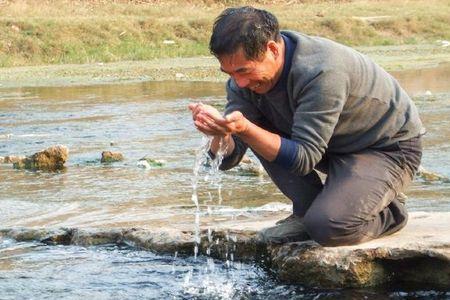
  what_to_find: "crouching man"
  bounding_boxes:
[189,6,423,246]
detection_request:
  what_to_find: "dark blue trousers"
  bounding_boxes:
[257,136,422,246]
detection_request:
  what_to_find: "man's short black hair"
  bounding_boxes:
[209,6,281,60]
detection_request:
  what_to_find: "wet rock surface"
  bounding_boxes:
[269,212,450,289]
[1,212,448,289]
[136,156,165,169]
[235,155,266,176]
[12,145,68,171]
[2,155,26,164]
[101,151,124,163]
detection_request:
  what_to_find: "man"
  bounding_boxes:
[189,7,423,246]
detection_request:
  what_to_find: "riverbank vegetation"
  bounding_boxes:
[1,0,449,67]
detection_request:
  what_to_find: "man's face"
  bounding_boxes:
[218,43,281,94]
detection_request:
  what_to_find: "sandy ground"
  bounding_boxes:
[1,44,449,89]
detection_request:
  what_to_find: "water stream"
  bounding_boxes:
[186,134,237,294]
[0,65,449,298]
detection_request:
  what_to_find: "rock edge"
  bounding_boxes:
[0,212,448,289]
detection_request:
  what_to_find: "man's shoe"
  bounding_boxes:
[257,214,310,244]
[275,213,297,225]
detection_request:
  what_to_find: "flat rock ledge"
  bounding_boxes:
[1,212,448,289]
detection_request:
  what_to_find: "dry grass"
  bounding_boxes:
[1,0,449,67]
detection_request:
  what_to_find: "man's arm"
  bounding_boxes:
[191,69,350,175]
[228,114,281,162]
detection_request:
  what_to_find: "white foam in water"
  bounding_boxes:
[183,267,193,286]
[171,251,178,274]
[194,244,198,259]
[0,133,56,140]
[252,202,292,212]
[192,202,292,219]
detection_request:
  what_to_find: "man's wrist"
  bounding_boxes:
[236,119,252,138]
[210,134,229,153]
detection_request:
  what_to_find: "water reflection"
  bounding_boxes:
[390,62,450,96]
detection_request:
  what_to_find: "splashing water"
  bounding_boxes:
[191,135,227,258]
[184,135,229,293]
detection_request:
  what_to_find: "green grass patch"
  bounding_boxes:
[0,0,449,67]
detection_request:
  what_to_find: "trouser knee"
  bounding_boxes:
[303,211,367,247]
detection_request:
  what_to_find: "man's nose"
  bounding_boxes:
[233,75,250,88]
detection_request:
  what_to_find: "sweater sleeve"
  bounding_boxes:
[287,70,350,175]
[218,79,263,170]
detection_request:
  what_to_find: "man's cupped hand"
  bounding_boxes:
[188,102,249,137]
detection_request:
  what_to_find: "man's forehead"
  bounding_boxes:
[218,49,254,72]
[219,48,247,64]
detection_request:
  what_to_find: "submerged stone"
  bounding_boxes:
[236,155,265,176]
[101,151,124,163]
[12,145,68,171]
[3,155,26,164]
[137,156,165,168]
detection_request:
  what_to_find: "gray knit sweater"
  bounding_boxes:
[220,31,424,175]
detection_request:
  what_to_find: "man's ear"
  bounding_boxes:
[267,40,280,59]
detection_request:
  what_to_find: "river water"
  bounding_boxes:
[0,64,449,299]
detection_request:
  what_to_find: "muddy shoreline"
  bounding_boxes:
[1,44,449,89]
